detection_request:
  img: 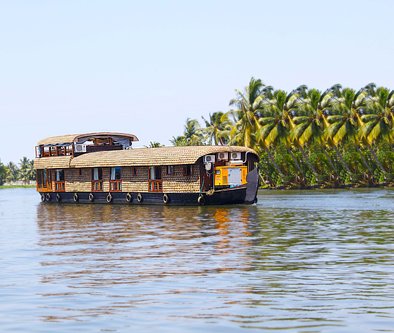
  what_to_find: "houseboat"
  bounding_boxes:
[34,132,259,205]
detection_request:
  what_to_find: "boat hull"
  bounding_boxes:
[38,186,253,206]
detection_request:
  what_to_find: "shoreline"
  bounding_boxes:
[0,184,35,189]
[260,183,393,191]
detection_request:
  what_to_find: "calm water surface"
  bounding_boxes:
[0,188,393,332]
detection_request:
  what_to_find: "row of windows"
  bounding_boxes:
[38,166,194,189]
[54,165,193,182]
[92,166,193,180]
[36,145,73,158]
[37,165,195,193]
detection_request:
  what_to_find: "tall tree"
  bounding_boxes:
[183,118,205,145]
[171,118,205,146]
[18,157,35,184]
[357,85,393,178]
[255,89,296,181]
[228,77,265,148]
[202,111,231,145]
[6,162,19,183]
[256,89,292,149]
[360,86,393,145]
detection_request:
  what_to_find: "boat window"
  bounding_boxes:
[58,146,66,156]
[55,169,64,182]
[50,146,58,156]
[65,145,73,155]
[111,167,122,180]
[37,170,43,187]
[166,166,174,175]
[149,166,162,180]
[92,168,103,180]
[132,167,137,176]
[43,146,50,157]
[183,165,193,176]
[37,169,48,188]
[35,146,41,158]
[43,169,47,185]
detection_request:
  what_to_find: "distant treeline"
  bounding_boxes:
[169,78,393,189]
[0,157,35,185]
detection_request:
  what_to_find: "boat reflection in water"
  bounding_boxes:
[35,203,258,325]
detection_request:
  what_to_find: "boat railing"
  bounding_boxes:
[54,181,65,192]
[38,145,73,158]
[148,180,163,192]
[91,180,103,192]
[109,180,122,192]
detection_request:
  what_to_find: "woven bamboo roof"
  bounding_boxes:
[37,132,139,145]
[34,156,73,169]
[70,146,258,168]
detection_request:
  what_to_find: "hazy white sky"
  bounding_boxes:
[0,0,393,163]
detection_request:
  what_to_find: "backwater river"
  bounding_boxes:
[0,188,393,332]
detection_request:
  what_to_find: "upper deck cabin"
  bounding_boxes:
[35,132,139,158]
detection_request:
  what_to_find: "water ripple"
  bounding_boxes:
[0,188,393,332]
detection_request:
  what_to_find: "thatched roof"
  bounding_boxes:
[34,156,73,169]
[70,146,257,168]
[37,132,139,145]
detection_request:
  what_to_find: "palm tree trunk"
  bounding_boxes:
[356,146,373,173]
[258,169,272,187]
[299,146,321,183]
[368,146,388,176]
[287,148,305,186]
[323,149,336,170]
[265,148,285,178]
[333,145,354,182]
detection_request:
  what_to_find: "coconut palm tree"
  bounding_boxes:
[6,162,19,183]
[145,141,164,148]
[290,88,325,147]
[256,89,292,149]
[321,87,360,181]
[359,86,393,145]
[184,118,205,145]
[255,89,298,184]
[171,118,205,146]
[288,88,330,183]
[202,111,231,145]
[357,86,393,180]
[170,135,188,146]
[18,157,35,184]
[323,87,359,146]
[228,77,265,148]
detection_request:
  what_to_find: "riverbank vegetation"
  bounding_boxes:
[171,78,393,189]
[0,157,35,186]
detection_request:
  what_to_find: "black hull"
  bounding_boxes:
[39,186,254,206]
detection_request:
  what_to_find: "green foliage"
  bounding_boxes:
[0,157,35,185]
[171,118,205,146]
[6,162,19,182]
[0,160,6,186]
[171,78,393,188]
[145,141,164,148]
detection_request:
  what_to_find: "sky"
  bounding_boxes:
[0,0,393,163]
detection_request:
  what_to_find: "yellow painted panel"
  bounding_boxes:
[214,166,247,186]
